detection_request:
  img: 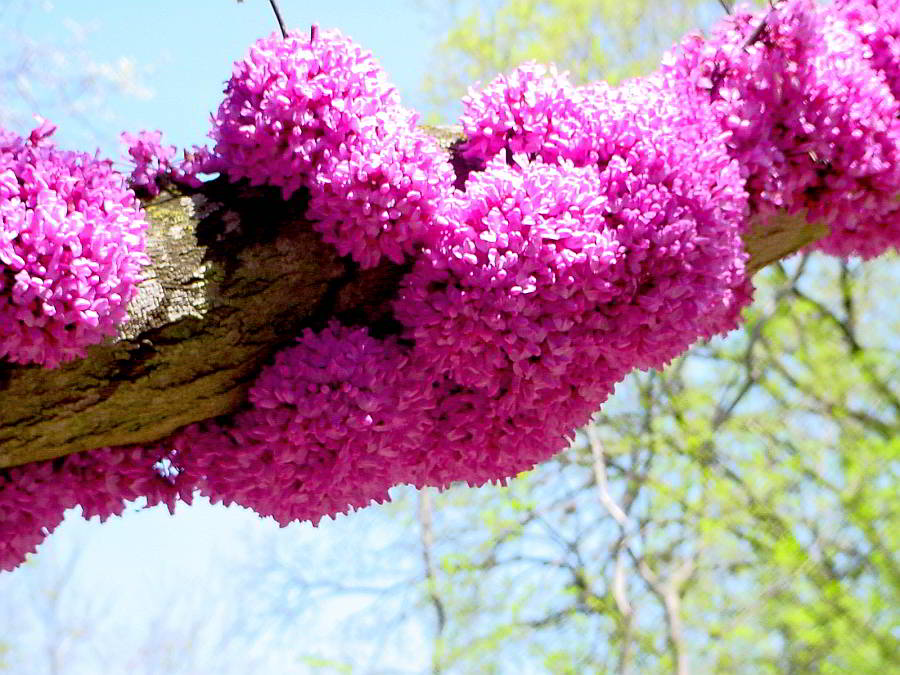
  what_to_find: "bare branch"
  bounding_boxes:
[634,550,699,675]
[418,489,446,674]
[0,128,844,469]
[268,0,288,39]
[587,426,640,675]
[587,426,631,530]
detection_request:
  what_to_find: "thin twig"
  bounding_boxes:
[632,548,699,675]
[587,426,638,674]
[587,427,631,529]
[743,14,770,49]
[268,0,288,38]
[612,546,631,613]
[717,0,733,14]
[743,1,785,50]
[418,489,446,674]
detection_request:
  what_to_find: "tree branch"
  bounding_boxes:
[0,127,836,469]
[418,488,446,674]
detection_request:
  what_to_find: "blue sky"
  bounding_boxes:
[4,0,444,156]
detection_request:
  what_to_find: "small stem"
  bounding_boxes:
[268,0,288,38]
[743,0,785,50]
[418,490,446,674]
[717,0,732,14]
[742,14,769,49]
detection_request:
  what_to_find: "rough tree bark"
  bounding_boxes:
[0,128,828,469]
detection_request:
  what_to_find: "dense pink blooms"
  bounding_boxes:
[395,72,751,486]
[818,0,900,258]
[414,373,615,490]
[179,323,436,525]
[460,62,597,165]
[307,111,455,268]
[398,81,748,406]
[211,25,454,268]
[122,130,219,197]
[396,160,616,401]
[0,120,149,367]
[834,0,900,99]
[0,459,69,572]
[661,0,900,258]
[211,26,401,199]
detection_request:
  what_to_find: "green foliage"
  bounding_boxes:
[296,655,353,674]
[420,0,766,119]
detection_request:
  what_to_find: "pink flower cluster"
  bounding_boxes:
[824,0,900,258]
[306,113,455,268]
[181,323,436,524]
[212,26,455,268]
[3,1,900,571]
[122,130,219,197]
[412,377,595,490]
[211,26,401,199]
[444,78,749,361]
[835,0,900,99]
[459,63,595,165]
[661,0,900,258]
[0,120,149,367]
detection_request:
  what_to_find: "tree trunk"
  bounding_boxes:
[0,128,828,469]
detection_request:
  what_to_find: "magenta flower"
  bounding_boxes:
[307,108,455,268]
[0,441,192,572]
[0,459,69,572]
[211,26,401,199]
[179,322,437,526]
[460,62,598,165]
[661,0,900,258]
[834,0,900,100]
[408,367,619,490]
[397,77,748,412]
[0,121,149,367]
